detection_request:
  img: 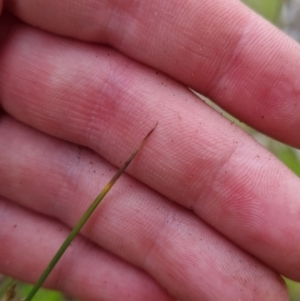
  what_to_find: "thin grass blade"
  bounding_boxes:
[23,124,157,301]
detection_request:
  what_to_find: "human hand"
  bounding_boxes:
[1,1,300,300]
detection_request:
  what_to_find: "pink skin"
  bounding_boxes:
[0,1,300,300]
[0,196,173,301]
[0,117,287,301]
[4,0,300,145]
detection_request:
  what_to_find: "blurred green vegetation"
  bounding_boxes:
[242,0,283,23]
[1,1,300,301]
[19,283,63,301]
[0,276,77,301]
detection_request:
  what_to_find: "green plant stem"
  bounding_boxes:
[24,124,157,301]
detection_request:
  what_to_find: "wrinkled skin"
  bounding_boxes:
[1,1,300,300]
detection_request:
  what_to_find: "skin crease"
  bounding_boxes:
[0,117,287,301]
[4,0,300,146]
[0,196,174,301]
[0,0,300,300]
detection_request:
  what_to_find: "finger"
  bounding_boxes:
[4,0,300,147]
[0,197,173,301]
[0,116,288,301]
[1,20,300,280]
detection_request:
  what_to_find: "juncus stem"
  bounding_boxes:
[24,123,157,301]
